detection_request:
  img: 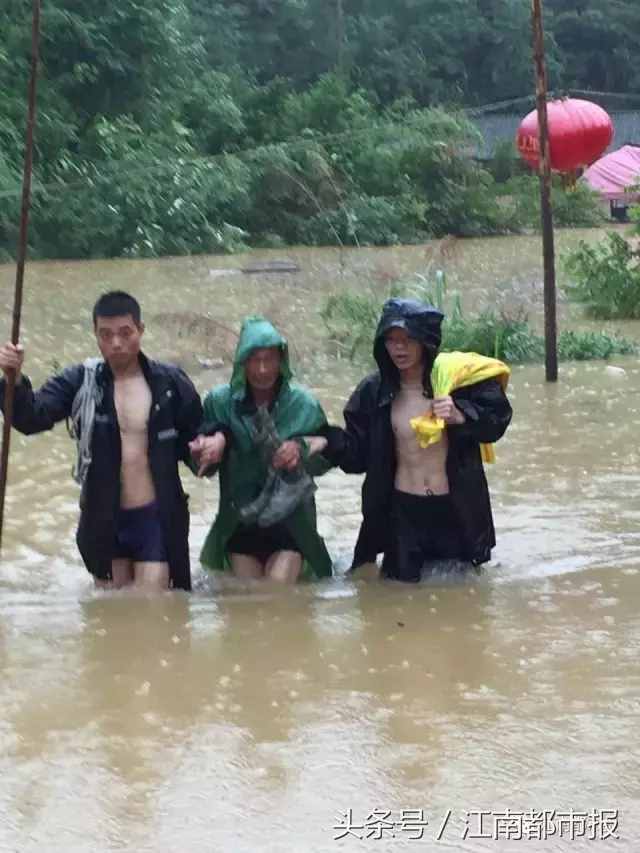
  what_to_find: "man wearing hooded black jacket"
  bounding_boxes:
[323,298,512,582]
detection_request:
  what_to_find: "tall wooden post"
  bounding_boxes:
[531,0,558,381]
[0,0,41,552]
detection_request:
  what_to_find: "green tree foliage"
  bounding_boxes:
[499,175,605,229]
[546,0,640,93]
[32,117,252,258]
[1,0,638,259]
[40,0,196,127]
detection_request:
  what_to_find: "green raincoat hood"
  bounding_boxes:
[231,316,292,397]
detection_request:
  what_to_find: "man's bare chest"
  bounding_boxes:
[391,390,432,440]
[114,377,152,436]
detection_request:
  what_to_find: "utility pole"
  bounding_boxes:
[531,0,558,382]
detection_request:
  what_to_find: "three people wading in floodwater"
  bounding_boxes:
[1,298,512,588]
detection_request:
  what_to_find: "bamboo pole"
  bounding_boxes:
[531,0,558,382]
[0,0,42,553]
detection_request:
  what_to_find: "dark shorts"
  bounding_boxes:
[227,522,301,564]
[113,501,168,563]
[382,490,466,583]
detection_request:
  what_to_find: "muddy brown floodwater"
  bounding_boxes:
[1,234,639,851]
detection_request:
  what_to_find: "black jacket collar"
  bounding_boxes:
[98,351,154,386]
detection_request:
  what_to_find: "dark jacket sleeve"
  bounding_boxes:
[451,378,512,444]
[0,366,82,435]
[198,420,233,443]
[323,377,373,474]
[171,368,204,468]
[189,387,235,478]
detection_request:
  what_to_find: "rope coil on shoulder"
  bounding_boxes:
[67,357,103,487]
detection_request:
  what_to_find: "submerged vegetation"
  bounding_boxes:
[563,232,640,320]
[321,271,637,365]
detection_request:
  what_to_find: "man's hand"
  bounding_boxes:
[0,342,24,383]
[306,436,327,456]
[189,432,226,476]
[272,439,302,471]
[432,395,466,425]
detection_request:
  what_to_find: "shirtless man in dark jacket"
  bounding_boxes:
[0,291,204,590]
[324,298,512,582]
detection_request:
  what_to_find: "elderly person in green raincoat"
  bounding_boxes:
[189,316,333,583]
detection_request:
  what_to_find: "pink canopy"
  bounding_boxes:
[582,145,640,201]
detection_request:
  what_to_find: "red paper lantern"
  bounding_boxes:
[516,98,613,172]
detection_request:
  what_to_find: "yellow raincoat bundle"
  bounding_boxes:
[410,351,511,463]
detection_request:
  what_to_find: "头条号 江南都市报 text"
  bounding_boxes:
[331,807,620,842]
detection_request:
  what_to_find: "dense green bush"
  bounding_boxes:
[486,140,523,184]
[563,232,640,319]
[552,181,606,227]
[29,118,252,258]
[498,175,605,230]
[445,311,545,362]
[2,80,519,257]
[301,194,428,247]
[557,329,637,359]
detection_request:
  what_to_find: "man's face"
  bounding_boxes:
[244,346,282,393]
[95,314,144,367]
[384,327,424,372]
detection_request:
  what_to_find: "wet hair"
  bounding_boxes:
[92,291,141,327]
[421,345,437,396]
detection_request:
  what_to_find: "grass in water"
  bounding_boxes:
[321,271,637,364]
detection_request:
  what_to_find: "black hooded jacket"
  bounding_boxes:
[0,354,203,589]
[324,298,512,568]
